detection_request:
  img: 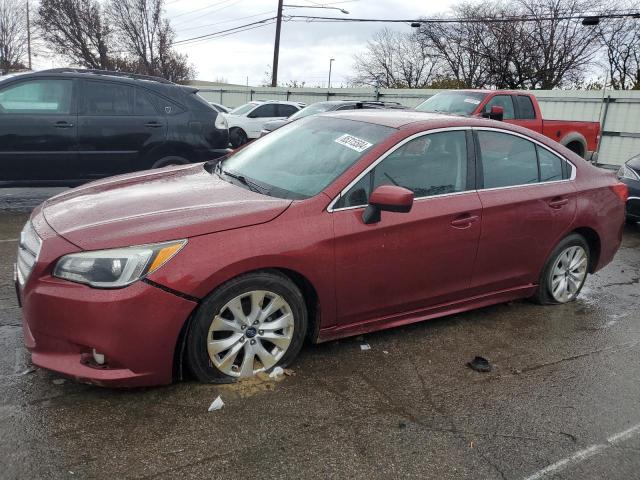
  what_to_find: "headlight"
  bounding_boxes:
[215,114,228,130]
[617,164,640,181]
[53,240,186,288]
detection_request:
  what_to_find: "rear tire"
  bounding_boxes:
[186,271,308,383]
[151,156,188,169]
[229,128,248,148]
[533,234,590,305]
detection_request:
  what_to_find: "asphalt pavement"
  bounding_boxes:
[1,188,639,480]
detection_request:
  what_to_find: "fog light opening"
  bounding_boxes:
[92,349,106,365]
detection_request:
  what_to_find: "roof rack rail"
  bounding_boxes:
[37,68,175,85]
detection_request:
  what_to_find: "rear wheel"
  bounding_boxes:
[186,271,307,383]
[151,156,188,169]
[533,234,590,305]
[229,128,248,148]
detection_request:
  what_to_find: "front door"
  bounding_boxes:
[332,129,482,326]
[0,77,79,183]
[469,129,577,295]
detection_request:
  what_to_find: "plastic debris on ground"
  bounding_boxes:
[20,367,36,375]
[467,356,492,373]
[52,378,66,385]
[360,343,371,351]
[208,395,224,412]
[269,366,284,378]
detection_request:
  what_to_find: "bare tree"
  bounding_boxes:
[108,0,194,82]
[37,0,112,69]
[351,28,440,88]
[517,0,604,89]
[596,2,640,89]
[0,0,28,74]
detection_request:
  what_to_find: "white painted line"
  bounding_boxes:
[0,238,18,243]
[523,422,640,480]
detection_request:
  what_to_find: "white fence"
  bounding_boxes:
[196,85,640,167]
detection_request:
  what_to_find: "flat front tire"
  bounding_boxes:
[186,271,308,383]
[533,234,590,305]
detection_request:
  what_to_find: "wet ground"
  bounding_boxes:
[1,188,639,480]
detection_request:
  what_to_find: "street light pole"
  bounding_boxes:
[271,0,284,87]
[328,58,334,89]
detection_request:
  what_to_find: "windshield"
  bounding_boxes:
[220,116,393,199]
[288,102,338,121]
[416,92,488,115]
[230,102,257,115]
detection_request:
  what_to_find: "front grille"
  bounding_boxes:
[16,221,42,286]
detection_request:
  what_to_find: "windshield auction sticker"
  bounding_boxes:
[464,98,481,105]
[334,134,373,153]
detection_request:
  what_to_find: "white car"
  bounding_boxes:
[208,102,231,114]
[224,100,305,147]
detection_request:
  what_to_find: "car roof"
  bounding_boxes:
[321,110,471,128]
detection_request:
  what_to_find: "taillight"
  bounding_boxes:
[611,183,629,203]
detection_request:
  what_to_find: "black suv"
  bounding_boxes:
[0,69,230,186]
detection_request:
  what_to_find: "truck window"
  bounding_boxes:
[484,95,515,120]
[515,95,536,120]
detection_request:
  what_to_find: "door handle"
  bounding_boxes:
[54,121,74,128]
[145,122,163,128]
[548,197,569,209]
[451,214,479,229]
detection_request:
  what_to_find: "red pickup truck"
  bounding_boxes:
[416,90,600,161]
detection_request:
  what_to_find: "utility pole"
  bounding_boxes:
[271,0,283,87]
[26,1,32,70]
[328,58,335,89]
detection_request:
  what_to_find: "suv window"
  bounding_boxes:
[84,81,133,115]
[515,95,536,120]
[336,104,357,111]
[147,91,185,115]
[477,131,539,188]
[135,88,158,115]
[250,104,278,118]
[277,104,298,117]
[0,79,73,114]
[537,146,564,182]
[335,130,469,208]
[484,95,515,120]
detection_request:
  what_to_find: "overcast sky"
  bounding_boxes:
[163,0,459,86]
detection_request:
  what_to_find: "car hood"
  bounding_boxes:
[42,163,292,250]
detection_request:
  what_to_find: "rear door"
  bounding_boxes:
[77,80,167,178]
[0,77,80,183]
[469,128,577,295]
[332,129,482,326]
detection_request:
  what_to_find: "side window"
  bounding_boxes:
[334,174,371,209]
[250,104,278,118]
[0,79,73,114]
[84,81,133,115]
[135,88,158,115]
[477,131,539,188]
[515,95,536,120]
[277,104,298,117]
[147,91,184,115]
[336,104,357,111]
[372,131,468,197]
[537,146,564,182]
[484,95,515,120]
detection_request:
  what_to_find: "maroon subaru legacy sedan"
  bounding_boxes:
[16,111,628,387]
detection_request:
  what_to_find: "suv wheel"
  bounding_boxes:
[229,128,248,148]
[152,156,188,169]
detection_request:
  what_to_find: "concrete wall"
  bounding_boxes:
[196,85,640,167]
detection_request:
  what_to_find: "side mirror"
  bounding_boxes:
[488,105,504,121]
[362,185,414,224]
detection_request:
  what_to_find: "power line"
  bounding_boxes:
[173,17,278,45]
[171,0,239,21]
[284,12,640,24]
[177,21,277,47]
[173,10,275,34]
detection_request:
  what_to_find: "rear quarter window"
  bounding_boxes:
[515,96,536,120]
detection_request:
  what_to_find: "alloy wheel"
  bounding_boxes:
[549,245,588,303]
[207,290,294,377]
